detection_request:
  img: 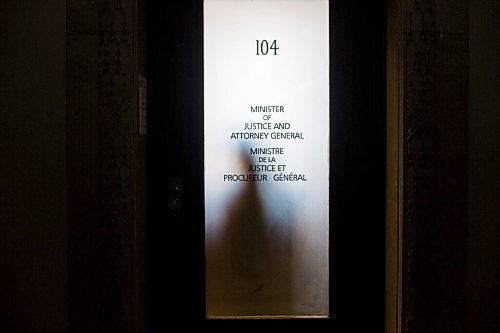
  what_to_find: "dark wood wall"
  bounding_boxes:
[0,1,68,332]
[399,0,469,331]
[468,0,500,331]
[0,0,499,332]
[66,0,147,332]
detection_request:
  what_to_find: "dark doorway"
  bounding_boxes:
[146,0,386,330]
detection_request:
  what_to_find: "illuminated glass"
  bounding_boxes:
[204,0,329,318]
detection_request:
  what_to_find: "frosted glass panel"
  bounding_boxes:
[204,0,329,318]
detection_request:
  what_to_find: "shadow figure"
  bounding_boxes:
[206,152,292,317]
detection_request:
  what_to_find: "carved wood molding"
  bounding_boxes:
[97,1,133,331]
[402,1,439,332]
[398,0,468,332]
[67,0,145,332]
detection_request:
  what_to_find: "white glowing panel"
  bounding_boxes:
[204,0,329,317]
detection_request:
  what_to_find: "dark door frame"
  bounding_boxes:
[146,0,386,329]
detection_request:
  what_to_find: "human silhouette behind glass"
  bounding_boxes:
[206,152,292,316]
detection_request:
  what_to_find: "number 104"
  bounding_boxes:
[256,40,279,55]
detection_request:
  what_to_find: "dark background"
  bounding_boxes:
[0,0,499,331]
